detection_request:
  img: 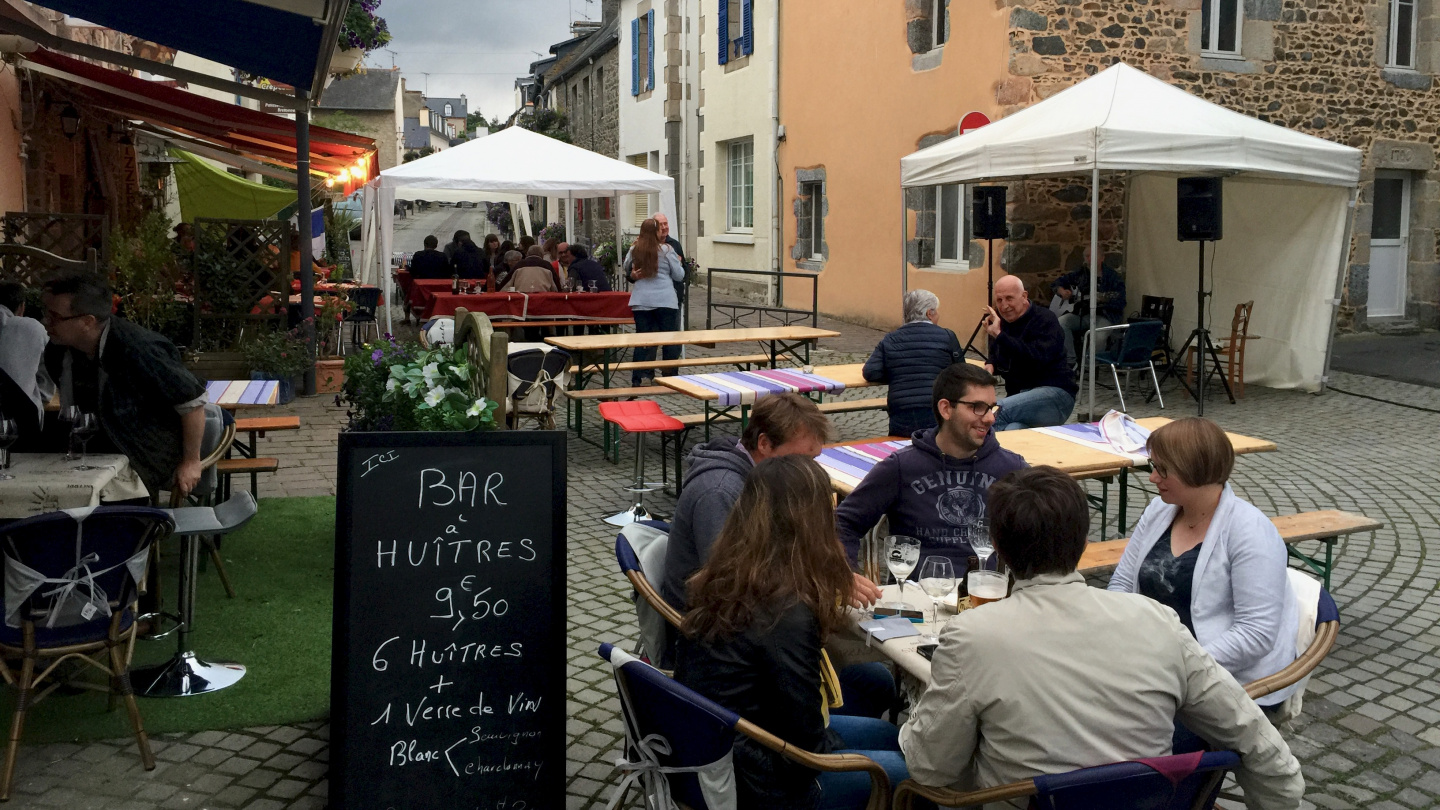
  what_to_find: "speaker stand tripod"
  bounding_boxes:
[1152,240,1234,415]
[962,237,998,361]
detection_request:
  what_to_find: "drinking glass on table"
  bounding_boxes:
[918,557,956,643]
[58,406,81,460]
[588,280,598,293]
[969,518,994,571]
[967,570,1008,607]
[883,535,921,611]
[0,415,17,480]
[69,412,99,471]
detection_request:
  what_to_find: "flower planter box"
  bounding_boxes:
[329,48,363,74]
[317,359,346,394]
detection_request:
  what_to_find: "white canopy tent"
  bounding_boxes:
[900,62,1362,416]
[361,127,678,333]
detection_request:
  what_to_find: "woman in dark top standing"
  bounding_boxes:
[677,456,908,810]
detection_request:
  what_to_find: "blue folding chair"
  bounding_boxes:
[599,643,891,810]
[1083,319,1167,412]
[894,749,1239,810]
[0,506,174,799]
[615,521,680,669]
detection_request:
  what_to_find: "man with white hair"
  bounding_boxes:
[983,275,1076,430]
[862,289,963,437]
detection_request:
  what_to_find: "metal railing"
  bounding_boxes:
[705,267,818,330]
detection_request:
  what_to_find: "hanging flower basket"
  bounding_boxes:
[329,48,363,75]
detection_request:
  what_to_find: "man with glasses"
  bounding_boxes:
[40,271,208,499]
[837,363,1027,579]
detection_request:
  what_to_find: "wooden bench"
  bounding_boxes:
[816,397,888,415]
[562,386,681,402]
[571,353,786,376]
[217,457,280,500]
[232,416,301,459]
[1078,510,1383,590]
[493,318,634,330]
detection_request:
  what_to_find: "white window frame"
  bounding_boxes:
[726,139,755,233]
[933,183,968,270]
[803,181,823,260]
[932,0,948,48]
[1388,0,1418,69]
[444,103,453,117]
[1200,0,1243,57]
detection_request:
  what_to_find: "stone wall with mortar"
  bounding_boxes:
[990,0,1440,330]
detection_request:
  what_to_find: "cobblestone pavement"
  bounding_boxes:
[9,311,1440,808]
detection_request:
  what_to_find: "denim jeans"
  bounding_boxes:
[995,386,1075,431]
[630,307,681,385]
[887,407,936,441]
[1058,312,1113,366]
[831,662,896,720]
[816,715,910,810]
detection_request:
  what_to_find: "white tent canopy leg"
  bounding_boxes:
[1088,168,1099,420]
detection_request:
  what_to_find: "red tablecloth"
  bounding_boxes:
[426,291,632,320]
[407,279,457,315]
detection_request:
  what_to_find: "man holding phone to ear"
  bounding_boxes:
[982,274,1076,430]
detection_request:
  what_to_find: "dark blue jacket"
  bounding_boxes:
[990,304,1078,398]
[1051,264,1127,323]
[568,258,611,291]
[835,426,1027,577]
[862,321,962,414]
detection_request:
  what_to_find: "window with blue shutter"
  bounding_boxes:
[717,0,729,64]
[631,18,640,95]
[646,10,655,90]
[741,0,753,56]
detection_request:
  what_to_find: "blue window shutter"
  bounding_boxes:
[717,0,729,64]
[646,10,656,90]
[631,18,640,95]
[742,0,753,55]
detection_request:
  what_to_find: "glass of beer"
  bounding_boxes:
[967,570,1008,607]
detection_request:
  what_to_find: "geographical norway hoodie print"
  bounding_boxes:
[835,426,1027,578]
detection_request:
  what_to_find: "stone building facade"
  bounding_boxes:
[543,9,621,248]
[993,0,1440,331]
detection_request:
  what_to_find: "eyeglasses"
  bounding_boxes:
[43,310,88,324]
[1151,461,1169,479]
[951,399,1000,417]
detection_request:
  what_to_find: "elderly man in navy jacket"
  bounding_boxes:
[862,289,963,438]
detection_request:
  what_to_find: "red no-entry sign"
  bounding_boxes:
[960,111,991,134]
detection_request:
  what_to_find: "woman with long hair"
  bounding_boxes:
[623,218,686,386]
[677,456,908,810]
[482,233,502,263]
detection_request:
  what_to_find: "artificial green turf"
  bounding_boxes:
[0,496,335,743]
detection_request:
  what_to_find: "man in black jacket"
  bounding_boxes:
[41,271,208,498]
[408,234,450,279]
[564,244,611,291]
[983,274,1076,430]
[862,288,962,438]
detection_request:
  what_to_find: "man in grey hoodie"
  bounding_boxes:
[660,392,836,613]
[836,363,1028,579]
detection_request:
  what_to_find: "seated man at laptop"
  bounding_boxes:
[900,466,1304,809]
[835,363,1027,579]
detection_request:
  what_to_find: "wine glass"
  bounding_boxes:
[969,518,994,572]
[918,557,956,643]
[70,412,99,471]
[884,535,922,611]
[0,415,17,481]
[58,406,81,460]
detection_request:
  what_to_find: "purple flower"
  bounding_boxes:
[371,348,384,366]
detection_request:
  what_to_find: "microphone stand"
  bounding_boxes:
[962,236,997,361]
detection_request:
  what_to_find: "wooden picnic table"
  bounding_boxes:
[548,326,841,388]
[657,363,873,442]
[45,379,279,413]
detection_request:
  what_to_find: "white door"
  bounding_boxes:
[1368,171,1410,318]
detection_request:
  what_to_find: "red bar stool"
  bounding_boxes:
[599,401,683,527]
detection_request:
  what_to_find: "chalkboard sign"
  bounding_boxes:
[333,431,567,810]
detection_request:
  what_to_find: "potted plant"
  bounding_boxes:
[339,338,498,432]
[241,326,311,404]
[314,293,356,393]
[332,0,391,73]
[111,212,190,348]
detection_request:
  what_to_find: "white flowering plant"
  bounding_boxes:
[341,339,498,432]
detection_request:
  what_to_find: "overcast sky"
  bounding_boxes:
[369,0,598,125]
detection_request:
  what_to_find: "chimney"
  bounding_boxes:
[602,0,620,23]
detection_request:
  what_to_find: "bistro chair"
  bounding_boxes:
[1244,573,1340,713]
[172,405,239,599]
[1187,300,1256,399]
[599,643,891,810]
[342,287,382,354]
[0,506,174,799]
[506,347,571,430]
[1079,320,1167,412]
[893,749,1239,810]
[614,521,680,669]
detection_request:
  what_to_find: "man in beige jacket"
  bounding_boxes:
[899,467,1304,809]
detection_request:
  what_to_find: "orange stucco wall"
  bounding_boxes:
[778,2,1010,337]
[0,70,24,215]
